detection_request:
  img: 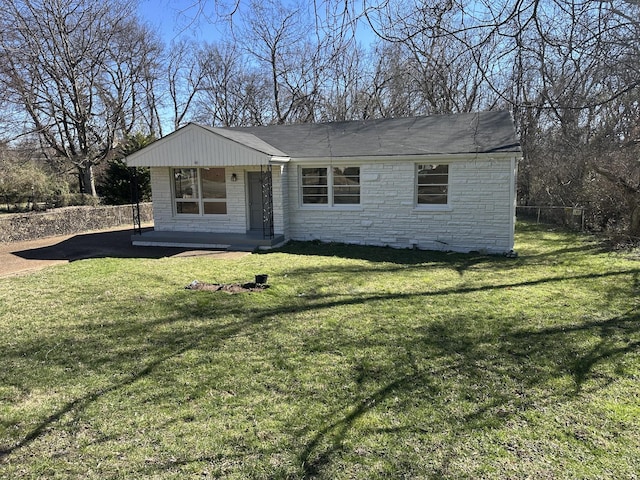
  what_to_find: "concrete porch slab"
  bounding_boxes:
[131,230,287,251]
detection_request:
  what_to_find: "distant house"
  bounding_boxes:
[125,111,521,253]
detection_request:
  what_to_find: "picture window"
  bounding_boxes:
[173,167,227,215]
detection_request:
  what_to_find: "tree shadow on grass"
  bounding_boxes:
[269,240,527,282]
[0,343,194,461]
[2,263,639,477]
[269,231,610,277]
[295,305,640,477]
[509,308,640,393]
[0,294,283,463]
[272,239,508,266]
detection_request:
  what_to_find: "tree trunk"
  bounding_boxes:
[78,165,97,197]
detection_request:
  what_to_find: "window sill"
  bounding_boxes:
[173,214,230,219]
[412,204,452,213]
[299,204,363,211]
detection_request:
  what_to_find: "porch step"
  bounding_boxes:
[227,244,259,252]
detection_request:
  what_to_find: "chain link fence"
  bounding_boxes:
[516,205,586,231]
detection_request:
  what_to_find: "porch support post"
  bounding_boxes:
[129,167,142,235]
[260,164,274,239]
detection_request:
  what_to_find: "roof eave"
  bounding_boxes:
[288,151,521,162]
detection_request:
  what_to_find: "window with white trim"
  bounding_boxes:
[173,167,227,215]
[301,166,360,205]
[417,164,448,205]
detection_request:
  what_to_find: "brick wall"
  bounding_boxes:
[0,203,153,243]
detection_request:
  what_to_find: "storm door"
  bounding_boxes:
[247,170,274,238]
[248,172,264,232]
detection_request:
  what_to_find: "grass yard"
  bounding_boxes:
[0,222,639,479]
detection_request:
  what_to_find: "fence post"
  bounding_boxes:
[129,168,142,236]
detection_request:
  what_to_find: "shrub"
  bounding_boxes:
[49,193,101,208]
[98,159,150,205]
[0,158,68,212]
[97,132,154,205]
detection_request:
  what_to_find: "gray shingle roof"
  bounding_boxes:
[198,124,288,157]
[223,111,520,158]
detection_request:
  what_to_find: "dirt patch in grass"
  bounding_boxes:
[185,280,270,293]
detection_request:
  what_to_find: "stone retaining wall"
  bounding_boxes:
[0,203,153,243]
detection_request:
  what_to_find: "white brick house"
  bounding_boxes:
[125,111,520,253]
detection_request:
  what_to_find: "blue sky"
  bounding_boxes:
[136,0,376,47]
[137,0,225,44]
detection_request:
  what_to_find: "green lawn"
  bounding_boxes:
[1,223,639,479]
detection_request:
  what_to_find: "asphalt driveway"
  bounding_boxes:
[0,226,248,277]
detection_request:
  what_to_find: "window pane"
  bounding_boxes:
[303,196,329,204]
[334,194,360,204]
[303,186,329,195]
[334,186,360,195]
[302,167,327,179]
[418,186,448,196]
[333,167,360,204]
[302,168,328,204]
[176,201,199,214]
[418,173,448,184]
[302,177,327,186]
[418,164,448,175]
[418,194,447,204]
[174,168,198,199]
[201,168,226,199]
[303,187,329,204]
[203,201,227,214]
[333,167,359,183]
[302,168,328,186]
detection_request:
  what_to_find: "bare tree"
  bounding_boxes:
[317,42,371,121]
[235,0,329,124]
[194,42,270,127]
[0,0,162,196]
[100,17,164,138]
[165,39,209,130]
[499,0,640,234]
[162,0,365,124]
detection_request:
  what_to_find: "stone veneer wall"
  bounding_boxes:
[149,167,286,236]
[0,203,153,243]
[146,156,517,254]
[286,157,517,254]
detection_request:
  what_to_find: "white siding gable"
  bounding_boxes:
[126,124,278,167]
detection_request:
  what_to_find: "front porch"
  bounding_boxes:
[131,230,287,252]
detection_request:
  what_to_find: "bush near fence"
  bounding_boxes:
[0,203,153,243]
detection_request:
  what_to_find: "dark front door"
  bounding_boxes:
[248,172,263,231]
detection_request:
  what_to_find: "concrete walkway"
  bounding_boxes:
[0,226,249,278]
